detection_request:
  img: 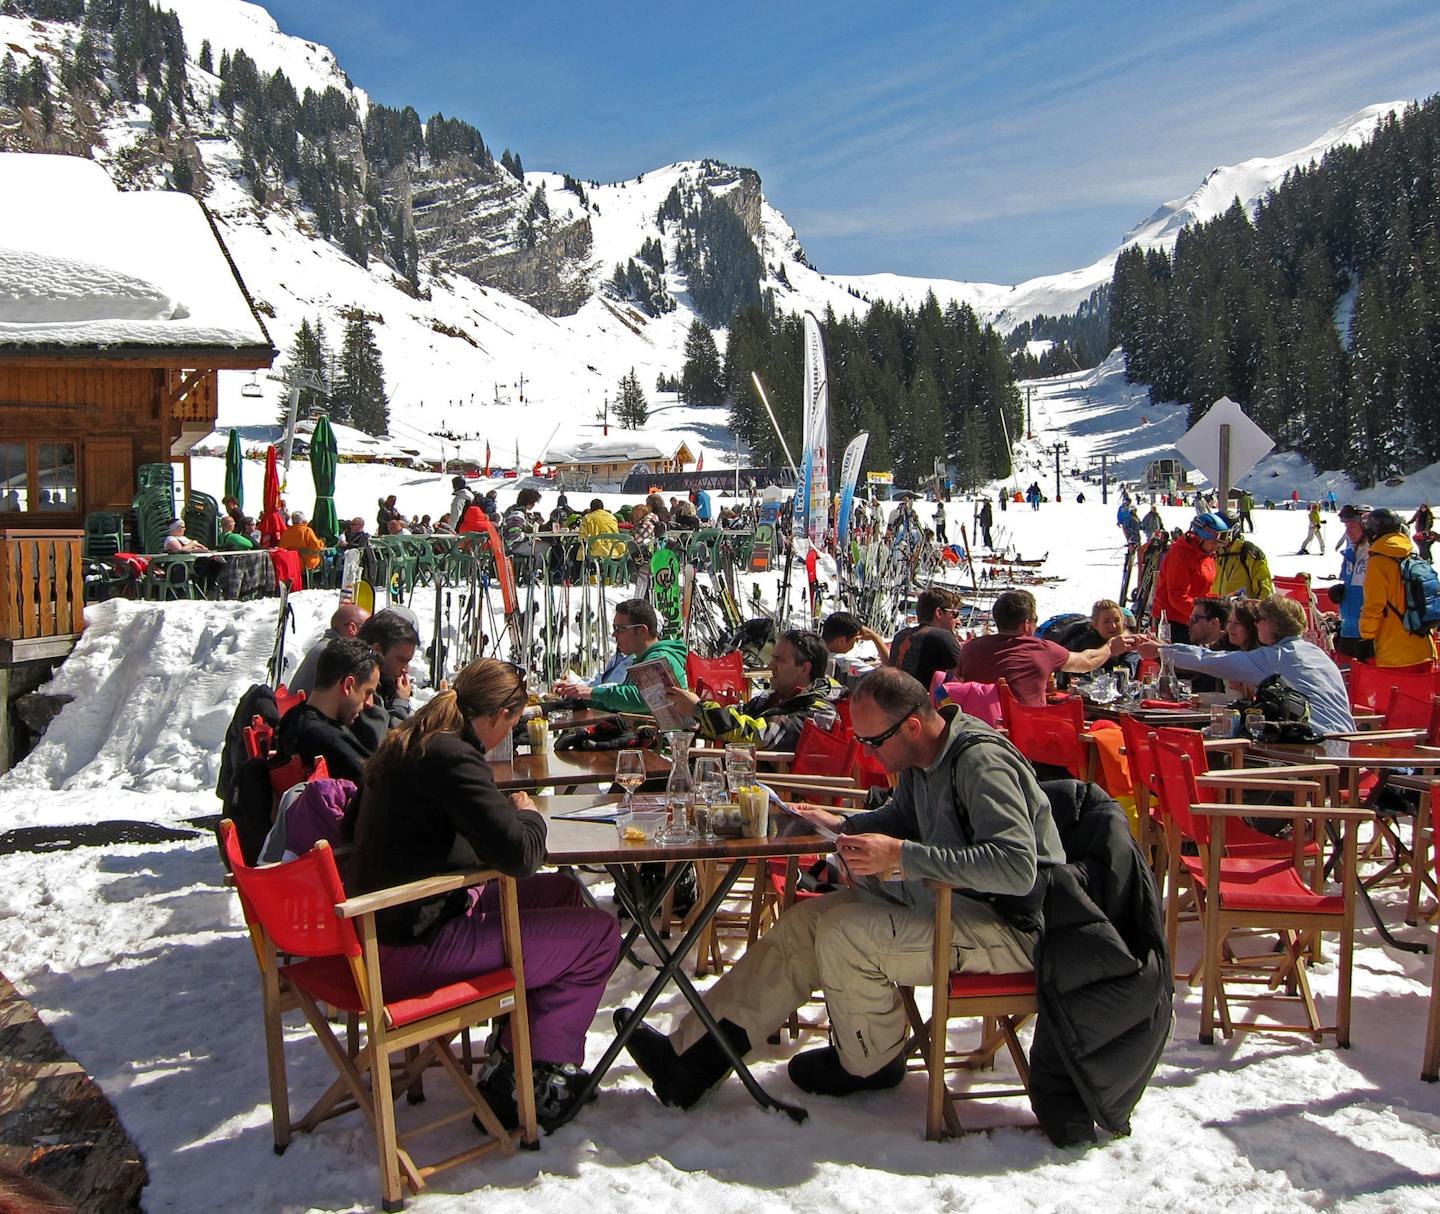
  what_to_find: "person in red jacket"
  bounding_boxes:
[1152,512,1227,642]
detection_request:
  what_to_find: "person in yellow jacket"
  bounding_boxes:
[1359,508,1438,669]
[578,498,624,560]
[279,511,325,572]
[1211,526,1275,600]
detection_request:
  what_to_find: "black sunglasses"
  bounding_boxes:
[855,696,927,749]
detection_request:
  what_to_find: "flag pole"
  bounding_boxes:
[750,372,799,476]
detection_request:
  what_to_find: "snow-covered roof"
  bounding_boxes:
[0,153,274,363]
[549,435,693,463]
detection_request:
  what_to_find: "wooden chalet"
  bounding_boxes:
[0,152,275,670]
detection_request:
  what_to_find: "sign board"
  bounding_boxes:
[866,471,894,485]
[1174,396,1274,488]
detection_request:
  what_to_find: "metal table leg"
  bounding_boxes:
[551,858,809,1129]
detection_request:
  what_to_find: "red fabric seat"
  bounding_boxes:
[686,651,747,704]
[949,971,1036,999]
[998,682,1085,776]
[1180,856,1343,914]
[282,956,517,1028]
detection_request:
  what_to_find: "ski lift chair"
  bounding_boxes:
[1149,738,1366,1045]
[240,375,263,398]
[219,821,536,1211]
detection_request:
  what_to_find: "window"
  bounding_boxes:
[0,443,26,513]
[38,443,77,512]
[0,440,78,514]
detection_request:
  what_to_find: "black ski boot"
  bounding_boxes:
[615,1008,749,1109]
[787,1044,906,1097]
[475,1047,595,1135]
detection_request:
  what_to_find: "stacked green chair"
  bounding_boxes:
[183,490,221,549]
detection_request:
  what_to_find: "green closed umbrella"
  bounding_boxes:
[224,428,244,512]
[311,415,340,545]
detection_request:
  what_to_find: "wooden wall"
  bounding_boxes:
[0,365,220,517]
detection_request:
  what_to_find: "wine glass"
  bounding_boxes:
[692,756,725,841]
[615,748,645,812]
[1244,709,1267,745]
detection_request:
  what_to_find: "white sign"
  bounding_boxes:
[1174,396,1274,487]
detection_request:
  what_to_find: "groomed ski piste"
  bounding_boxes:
[4,448,1440,1211]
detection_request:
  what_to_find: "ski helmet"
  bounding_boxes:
[1361,507,1404,540]
[1189,511,1233,543]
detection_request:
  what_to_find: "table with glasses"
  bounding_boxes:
[487,747,671,793]
[533,791,834,1127]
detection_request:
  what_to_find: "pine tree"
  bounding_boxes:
[197,39,212,74]
[680,319,724,403]
[614,368,649,428]
[281,319,331,425]
[334,315,389,436]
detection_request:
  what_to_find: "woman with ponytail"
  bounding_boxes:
[346,658,621,1132]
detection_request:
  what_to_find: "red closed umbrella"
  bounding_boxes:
[259,444,285,548]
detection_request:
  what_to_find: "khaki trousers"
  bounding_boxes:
[671,888,1036,1077]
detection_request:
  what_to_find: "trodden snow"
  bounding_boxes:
[2,483,1439,1212]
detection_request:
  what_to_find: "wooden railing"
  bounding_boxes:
[0,529,85,650]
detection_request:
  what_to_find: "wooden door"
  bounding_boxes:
[83,437,134,513]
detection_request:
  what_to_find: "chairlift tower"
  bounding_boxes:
[267,366,328,476]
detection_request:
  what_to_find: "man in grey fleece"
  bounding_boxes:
[619,666,1062,1105]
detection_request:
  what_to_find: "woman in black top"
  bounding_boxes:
[346,658,620,1129]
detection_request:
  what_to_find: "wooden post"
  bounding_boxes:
[1218,424,1232,508]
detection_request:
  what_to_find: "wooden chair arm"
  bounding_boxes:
[1383,774,1439,794]
[1235,763,1342,779]
[1194,774,1325,794]
[1192,803,1374,823]
[1325,728,1425,744]
[765,776,868,799]
[1202,738,1251,756]
[761,772,858,789]
[336,867,504,919]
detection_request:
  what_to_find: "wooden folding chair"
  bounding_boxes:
[1150,748,1369,1045]
[1422,783,1440,1081]
[911,881,1038,1140]
[220,820,536,1211]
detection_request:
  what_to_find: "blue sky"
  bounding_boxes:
[263,0,1439,284]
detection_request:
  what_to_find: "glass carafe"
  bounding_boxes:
[662,729,696,843]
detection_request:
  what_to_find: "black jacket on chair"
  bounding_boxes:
[1029,780,1173,1146]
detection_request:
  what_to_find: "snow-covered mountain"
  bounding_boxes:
[0,0,1412,472]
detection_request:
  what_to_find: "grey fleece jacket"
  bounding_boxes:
[844,707,1063,918]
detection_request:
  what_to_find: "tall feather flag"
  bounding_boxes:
[836,431,870,547]
[796,310,830,544]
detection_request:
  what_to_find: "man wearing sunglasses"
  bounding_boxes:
[888,587,965,691]
[551,598,687,714]
[619,666,1060,1107]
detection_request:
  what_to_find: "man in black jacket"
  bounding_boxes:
[350,609,419,750]
[274,638,380,785]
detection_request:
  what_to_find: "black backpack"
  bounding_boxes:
[1234,675,1325,744]
[216,683,279,802]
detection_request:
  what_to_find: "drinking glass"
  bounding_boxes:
[725,743,756,795]
[692,756,725,842]
[615,748,646,811]
[1244,709,1267,744]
